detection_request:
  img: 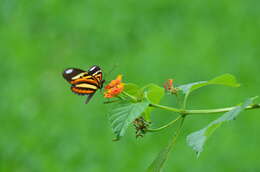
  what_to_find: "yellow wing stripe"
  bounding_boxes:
[75,83,98,90]
[71,72,91,80]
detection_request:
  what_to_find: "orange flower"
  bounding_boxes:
[104,75,124,98]
[164,79,178,94]
[164,79,174,91]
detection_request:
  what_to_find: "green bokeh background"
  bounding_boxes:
[1,0,260,171]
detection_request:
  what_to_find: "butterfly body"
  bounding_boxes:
[63,65,105,104]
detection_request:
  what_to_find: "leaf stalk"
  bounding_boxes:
[147,116,182,132]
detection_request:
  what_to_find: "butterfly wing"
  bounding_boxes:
[88,65,105,88]
[63,68,87,83]
[70,77,99,95]
[63,67,104,104]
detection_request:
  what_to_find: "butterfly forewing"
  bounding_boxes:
[63,68,87,83]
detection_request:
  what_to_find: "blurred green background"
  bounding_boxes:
[1,0,260,171]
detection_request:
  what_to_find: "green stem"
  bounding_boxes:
[174,116,185,139]
[182,93,189,109]
[120,90,260,115]
[121,91,138,101]
[185,104,260,115]
[149,103,182,113]
[162,116,185,160]
[146,116,186,171]
[150,103,260,115]
[147,116,182,132]
[165,116,185,151]
[103,99,122,104]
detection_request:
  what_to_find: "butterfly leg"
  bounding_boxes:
[85,93,95,104]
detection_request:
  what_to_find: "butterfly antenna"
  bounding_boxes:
[104,63,119,81]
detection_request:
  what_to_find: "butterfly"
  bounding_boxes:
[62,65,105,104]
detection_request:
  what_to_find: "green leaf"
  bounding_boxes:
[142,84,165,120]
[109,99,149,140]
[177,74,240,108]
[210,73,240,87]
[143,84,165,104]
[178,73,240,95]
[186,97,257,157]
[124,83,142,97]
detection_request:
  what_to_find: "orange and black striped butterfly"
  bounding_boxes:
[62,65,105,104]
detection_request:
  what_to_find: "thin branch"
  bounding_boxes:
[185,104,260,115]
[149,103,182,113]
[121,91,138,102]
[146,116,186,171]
[147,116,182,132]
[120,90,260,115]
[149,103,260,115]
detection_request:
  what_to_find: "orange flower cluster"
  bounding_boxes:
[164,79,174,91]
[164,79,178,94]
[104,75,124,98]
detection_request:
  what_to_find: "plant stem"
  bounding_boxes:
[121,91,138,101]
[147,116,182,132]
[174,116,185,139]
[121,89,260,115]
[146,116,186,171]
[185,104,260,115]
[149,103,182,113]
[165,116,185,153]
[149,103,260,115]
[103,99,121,104]
[182,93,189,109]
